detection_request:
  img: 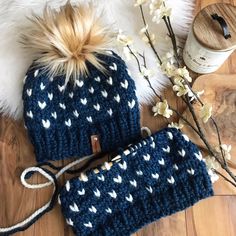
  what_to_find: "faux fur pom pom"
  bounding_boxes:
[0,0,195,120]
[22,3,112,84]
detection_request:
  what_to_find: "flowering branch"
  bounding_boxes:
[163,16,180,66]
[181,77,228,164]
[119,0,235,187]
[126,45,201,135]
[139,5,162,64]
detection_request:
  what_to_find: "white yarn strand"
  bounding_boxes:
[0,167,54,233]
[0,154,94,234]
[141,127,152,137]
[21,155,94,189]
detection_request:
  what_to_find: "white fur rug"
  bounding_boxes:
[0,0,195,119]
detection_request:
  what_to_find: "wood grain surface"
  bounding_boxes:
[193,3,236,50]
[0,0,236,235]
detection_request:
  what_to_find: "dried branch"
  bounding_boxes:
[163,16,180,67]
[127,45,201,135]
[181,76,228,165]
[139,6,162,64]
[136,3,236,186]
[213,169,236,188]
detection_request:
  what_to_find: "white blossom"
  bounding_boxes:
[143,34,156,44]
[200,104,213,123]
[204,156,220,183]
[160,61,176,77]
[117,30,133,46]
[160,51,177,76]
[139,25,156,44]
[208,169,219,183]
[174,67,192,83]
[172,68,194,97]
[140,25,149,34]
[149,0,164,14]
[151,4,172,24]
[205,156,220,170]
[140,66,153,77]
[134,0,149,7]
[152,100,173,118]
[164,51,176,65]
[168,122,184,129]
[215,144,232,160]
[173,82,189,97]
[188,90,204,102]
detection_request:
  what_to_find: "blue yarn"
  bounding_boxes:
[59,128,213,236]
[23,52,141,162]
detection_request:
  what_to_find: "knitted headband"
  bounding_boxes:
[59,128,213,235]
[22,3,141,163]
[0,128,213,235]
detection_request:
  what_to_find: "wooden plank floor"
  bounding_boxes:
[0,0,236,235]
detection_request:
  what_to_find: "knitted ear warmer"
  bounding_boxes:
[23,52,141,162]
[59,128,213,236]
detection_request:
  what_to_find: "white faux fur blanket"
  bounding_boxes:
[0,0,195,119]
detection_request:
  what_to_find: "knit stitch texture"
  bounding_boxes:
[23,52,141,162]
[59,128,213,236]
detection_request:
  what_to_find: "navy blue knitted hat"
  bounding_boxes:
[59,128,213,236]
[22,4,141,162]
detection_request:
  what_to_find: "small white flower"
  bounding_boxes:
[173,76,184,85]
[134,0,148,7]
[149,0,164,14]
[208,169,219,183]
[139,25,156,44]
[204,156,220,183]
[160,61,176,77]
[188,90,204,102]
[144,33,156,44]
[151,5,172,24]
[140,34,149,44]
[215,144,232,160]
[140,66,153,78]
[173,83,189,97]
[152,100,173,118]
[175,67,192,82]
[205,156,220,170]
[140,25,149,34]
[168,122,184,129]
[117,30,133,46]
[200,104,213,123]
[162,50,176,65]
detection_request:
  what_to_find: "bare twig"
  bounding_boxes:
[163,16,180,67]
[139,5,162,64]
[213,169,236,187]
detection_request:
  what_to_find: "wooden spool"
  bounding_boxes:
[183,3,236,74]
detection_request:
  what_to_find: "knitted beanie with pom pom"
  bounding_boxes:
[22,3,141,163]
